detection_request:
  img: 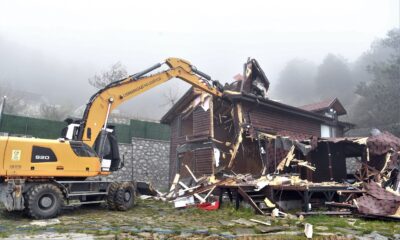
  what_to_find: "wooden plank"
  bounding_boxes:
[237,186,265,215]
[325,201,357,209]
[184,164,199,182]
[228,103,244,168]
[250,219,271,226]
[166,174,180,198]
[178,181,206,203]
[204,186,216,201]
[297,211,352,216]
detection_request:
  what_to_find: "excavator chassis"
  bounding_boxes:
[0,179,136,219]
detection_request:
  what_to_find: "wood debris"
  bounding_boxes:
[249,219,271,226]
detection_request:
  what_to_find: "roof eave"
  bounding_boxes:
[227,93,340,123]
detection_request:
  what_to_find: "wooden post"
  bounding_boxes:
[326,142,333,181]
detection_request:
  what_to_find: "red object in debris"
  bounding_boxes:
[197,201,220,211]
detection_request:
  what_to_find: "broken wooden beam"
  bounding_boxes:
[178,181,205,203]
[166,174,180,198]
[297,211,352,216]
[204,185,216,201]
[184,164,199,182]
[237,186,265,215]
[325,201,357,209]
[249,219,271,226]
[228,103,244,168]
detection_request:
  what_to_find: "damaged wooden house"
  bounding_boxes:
[161,58,355,183]
[160,58,399,218]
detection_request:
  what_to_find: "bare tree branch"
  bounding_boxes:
[88,62,128,89]
[160,86,180,108]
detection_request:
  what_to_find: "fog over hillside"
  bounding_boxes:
[0,0,398,121]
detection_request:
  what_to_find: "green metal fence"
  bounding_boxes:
[0,114,67,139]
[130,119,170,141]
[0,114,170,143]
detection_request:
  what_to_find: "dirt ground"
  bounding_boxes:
[0,199,399,239]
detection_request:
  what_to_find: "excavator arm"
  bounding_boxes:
[77,58,224,147]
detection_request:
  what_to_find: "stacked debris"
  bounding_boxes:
[138,130,400,221]
[142,165,354,216]
[136,130,400,221]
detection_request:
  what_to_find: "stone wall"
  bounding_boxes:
[100,137,170,190]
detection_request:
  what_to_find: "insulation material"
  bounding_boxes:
[174,196,195,208]
[213,148,220,167]
[201,96,211,111]
[276,145,295,171]
[296,160,316,171]
[264,197,276,208]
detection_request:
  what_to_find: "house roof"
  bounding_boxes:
[161,58,350,128]
[227,93,351,126]
[299,97,347,116]
[161,90,354,130]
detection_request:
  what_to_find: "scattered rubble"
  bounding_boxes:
[4,233,94,240]
[142,139,399,221]
[0,198,399,239]
[29,218,61,227]
[304,223,313,239]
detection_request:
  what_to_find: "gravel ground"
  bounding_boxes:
[0,199,399,239]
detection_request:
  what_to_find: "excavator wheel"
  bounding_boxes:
[24,183,64,219]
[115,182,136,211]
[106,182,120,210]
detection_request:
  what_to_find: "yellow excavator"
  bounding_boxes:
[0,58,224,219]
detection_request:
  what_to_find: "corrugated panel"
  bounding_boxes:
[178,151,194,178]
[195,148,213,175]
[193,107,211,136]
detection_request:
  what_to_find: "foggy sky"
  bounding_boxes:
[0,0,398,120]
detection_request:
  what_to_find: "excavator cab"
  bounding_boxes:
[93,127,121,172]
[62,119,121,172]
[61,118,81,140]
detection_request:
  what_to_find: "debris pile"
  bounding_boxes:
[139,130,400,221]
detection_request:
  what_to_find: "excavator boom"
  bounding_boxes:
[78,58,223,147]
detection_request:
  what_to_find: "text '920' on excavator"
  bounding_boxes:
[0,58,224,219]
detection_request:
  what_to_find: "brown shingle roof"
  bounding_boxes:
[299,97,347,115]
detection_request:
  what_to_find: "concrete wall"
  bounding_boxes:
[100,137,170,190]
